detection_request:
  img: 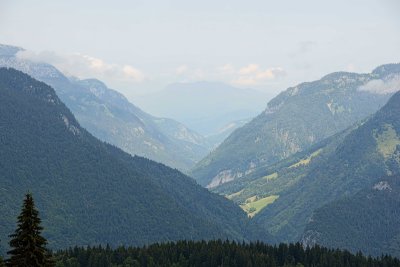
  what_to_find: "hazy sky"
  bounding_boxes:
[1,0,399,101]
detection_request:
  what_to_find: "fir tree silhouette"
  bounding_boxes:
[6,193,54,267]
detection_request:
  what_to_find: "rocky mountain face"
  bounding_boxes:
[0,44,211,171]
[192,64,399,187]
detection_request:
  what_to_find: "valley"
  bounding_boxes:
[1,2,399,264]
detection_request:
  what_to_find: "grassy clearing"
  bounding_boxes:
[374,124,400,159]
[240,195,279,218]
[262,172,278,181]
[245,196,258,203]
[226,190,243,200]
[289,148,322,169]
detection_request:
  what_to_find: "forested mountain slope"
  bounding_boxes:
[302,175,400,257]
[0,68,267,254]
[207,88,400,252]
[250,89,400,242]
[0,44,211,171]
[192,64,399,187]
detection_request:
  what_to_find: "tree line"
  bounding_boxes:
[53,242,400,267]
[1,194,400,267]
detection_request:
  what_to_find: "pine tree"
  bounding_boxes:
[0,239,5,267]
[6,193,54,267]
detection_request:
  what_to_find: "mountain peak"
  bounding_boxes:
[79,78,108,89]
[372,63,400,77]
[0,67,60,104]
[320,71,358,81]
[0,44,24,56]
[0,67,81,136]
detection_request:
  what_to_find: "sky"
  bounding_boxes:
[1,0,400,102]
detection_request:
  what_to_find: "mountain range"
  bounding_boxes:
[0,68,271,254]
[192,64,399,187]
[134,81,271,136]
[2,41,400,258]
[0,44,212,171]
[207,76,400,256]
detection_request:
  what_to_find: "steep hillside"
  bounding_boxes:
[0,68,267,254]
[213,127,354,209]
[72,78,211,170]
[250,89,400,242]
[192,65,399,187]
[0,44,211,171]
[207,87,400,248]
[302,175,400,257]
[205,118,250,149]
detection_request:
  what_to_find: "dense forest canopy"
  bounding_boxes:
[53,241,400,267]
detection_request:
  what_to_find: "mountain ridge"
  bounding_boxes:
[0,44,211,171]
[0,67,269,254]
[248,89,400,243]
[192,64,398,187]
[135,81,270,136]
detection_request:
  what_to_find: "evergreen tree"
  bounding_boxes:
[6,193,54,267]
[0,239,5,267]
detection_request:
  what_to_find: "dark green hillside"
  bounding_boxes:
[208,89,400,252]
[302,175,400,257]
[252,90,400,242]
[0,68,265,255]
[192,65,398,187]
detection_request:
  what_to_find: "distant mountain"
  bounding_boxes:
[205,118,250,149]
[71,78,211,170]
[134,81,271,136]
[192,65,399,187]
[0,44,22,56]
[0,44,211,171]
[0,68,270,254]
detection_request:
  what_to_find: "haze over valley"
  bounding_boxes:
[0,1,400,266]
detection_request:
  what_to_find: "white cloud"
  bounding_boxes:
[175,65,188,75]
[16,50,64,64]
[232,64,286,87]
[165,61,289,87]
[122,65,145,82]
[16,50,145,83]
[173,63,285,86]
[358,75,400,94]
[238,64,259,75]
